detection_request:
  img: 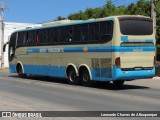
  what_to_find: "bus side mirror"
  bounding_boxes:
[3,42,9,52]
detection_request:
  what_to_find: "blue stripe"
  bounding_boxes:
[113,46,155,52]
[121,36,154,43]
[26,46,155,55]
[10,64,66,78]
[10,64,155,82]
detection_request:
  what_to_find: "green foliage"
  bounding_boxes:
[56,16,66,21]
[125,0,150,16]
[67,0,152,19]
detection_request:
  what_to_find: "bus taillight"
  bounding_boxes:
[115,57,121,68]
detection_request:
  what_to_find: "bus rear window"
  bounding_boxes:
[119,17,153,35]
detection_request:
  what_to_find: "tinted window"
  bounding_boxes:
[26,31,36,45]
[59,27,69,43]
[73,25,81,42]
[14,21,113,46]
[10,33,16,45]
[119,17,153,35]
[81,24,89,42]
[48,28,58,44]
[95,23,100,41]
[89,23,95,42]
[9,33,17,61]
[37,30,45,44]
[17,32,25,46]
[66,27,73,42]
[100,21,113,41]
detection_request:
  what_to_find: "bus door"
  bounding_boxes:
[8,33,17,62]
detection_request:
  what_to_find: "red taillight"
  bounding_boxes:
[115,57,121,68]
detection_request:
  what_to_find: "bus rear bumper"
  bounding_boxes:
[113,66,155,80]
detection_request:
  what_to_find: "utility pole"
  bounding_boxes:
[0,2,6,69]
[151,0,157,33]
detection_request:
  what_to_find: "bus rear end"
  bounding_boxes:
[113,16,155,81]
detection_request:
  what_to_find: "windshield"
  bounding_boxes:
[119,17,153,35]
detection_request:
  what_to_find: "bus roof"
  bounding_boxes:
[12,15,151,33]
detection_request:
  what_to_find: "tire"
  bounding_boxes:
[67,68,79,85]
[17,64,26,78]
[113,80,124,87]
[80,69,92,87]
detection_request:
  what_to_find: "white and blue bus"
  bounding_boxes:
[4,15,155,87]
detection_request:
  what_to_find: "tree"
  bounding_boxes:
[115,6,126,15]
[91,8,104,18]
[133,0,150,16]
[103,0,116,16]
[85,8,93,19]
[125,3,135,15]
[56,16,66,21]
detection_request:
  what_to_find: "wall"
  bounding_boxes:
[0,22,41,68]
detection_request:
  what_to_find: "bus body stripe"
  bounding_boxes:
[121,36,154,42]
[25,46,155,55]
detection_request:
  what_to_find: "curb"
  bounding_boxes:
[153,77,160,80]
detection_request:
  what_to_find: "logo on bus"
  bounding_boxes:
[39,48,64,53]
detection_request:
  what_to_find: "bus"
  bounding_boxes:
[3,15,155,87]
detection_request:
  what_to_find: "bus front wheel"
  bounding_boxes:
[17,64,26,78]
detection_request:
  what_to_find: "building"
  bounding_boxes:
[1,22,41,68]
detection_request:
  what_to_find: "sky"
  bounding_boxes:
[2,0,138,24]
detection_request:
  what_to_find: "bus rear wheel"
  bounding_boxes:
[67,68,79,85]
[113,80,124,87]
[80,69,92,87]
[17,64,26,78]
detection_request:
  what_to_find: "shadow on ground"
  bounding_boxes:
[9,74,149,91]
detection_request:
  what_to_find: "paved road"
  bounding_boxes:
[0,71,160,120]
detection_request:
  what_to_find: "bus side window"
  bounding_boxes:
[48,28,58,44]
[48,28,54,44]
[95,23,100,41]
[100,21,113,42]
[73,25,81,42]
[26,31,36,45]
[45,29,49,44]
[37,30,45,45]
[68,27,73,42]
[106,21,113,41]
[89,23,95,42]
[17,32,25,47]
[9,33,17,61]
[81,24,89,42]
[58,27,68,43]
